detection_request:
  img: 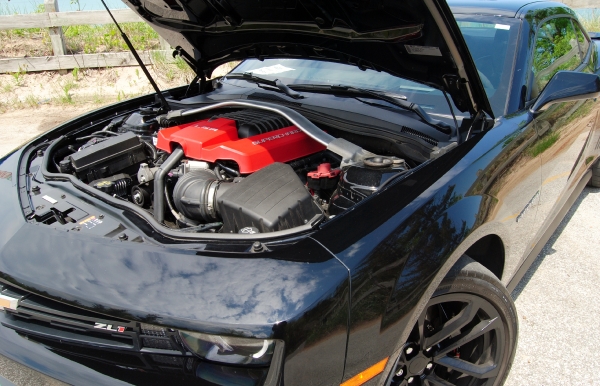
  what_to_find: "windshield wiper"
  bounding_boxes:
[288,84,452,135]
[225,73,304,100]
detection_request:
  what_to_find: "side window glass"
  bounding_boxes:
[531,17,581,99]
[572,20,590,60]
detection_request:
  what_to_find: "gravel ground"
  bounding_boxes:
[0,108,599,385]
[506,185,600,386]
[0,355,64,386]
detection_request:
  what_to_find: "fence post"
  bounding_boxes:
[44,0,67,56]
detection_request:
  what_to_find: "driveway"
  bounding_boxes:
[506,185,600,385]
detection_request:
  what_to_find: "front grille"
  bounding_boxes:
[144,337,175,350]
[151,354,186,366]
[0,284,188,361]
[0,285,271,385]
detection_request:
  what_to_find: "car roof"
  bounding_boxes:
[448,0,547,18]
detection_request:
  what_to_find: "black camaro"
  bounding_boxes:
[0,0,599,385]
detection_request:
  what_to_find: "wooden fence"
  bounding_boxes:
[0,0,596,74]
[0,0,171,73]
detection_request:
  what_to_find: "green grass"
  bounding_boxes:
[151,51,195,84]
[0,4,52,55]
[1,80,13,93]
[0,22,161,57]
[11,66,27,86]
[529,131,560,157]
[59,78,76,104]
[24,94,39,108]
[0,2,160,57]
[586,156,595,166]
[63,23,160,54]
[72,67,80,81]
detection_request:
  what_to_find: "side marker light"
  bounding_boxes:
[340,357,389,386]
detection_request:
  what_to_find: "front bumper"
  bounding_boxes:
[0,308,283,386]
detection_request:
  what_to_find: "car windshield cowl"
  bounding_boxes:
[225,72,304,100]
[287,83,455,135]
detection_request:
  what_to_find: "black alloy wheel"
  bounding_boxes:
[385,256,518,386]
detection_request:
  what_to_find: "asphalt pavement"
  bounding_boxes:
[505,185,600,386]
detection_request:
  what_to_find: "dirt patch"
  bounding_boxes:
[0,33,51,58]
[0,62,235,156]
[0,61,234,110]
[0,104,93,156]
[0,66,176,110]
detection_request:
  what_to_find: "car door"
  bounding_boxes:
[527,16,600,236]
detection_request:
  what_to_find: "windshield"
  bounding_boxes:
[231,16,520,118]
[455,16,521,116]
[232,60,463,126]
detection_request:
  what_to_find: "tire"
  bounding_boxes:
[383,256,518,386]
[589,159,600,187]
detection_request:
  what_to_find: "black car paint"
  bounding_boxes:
[330,3,600,379]
[0,2,599,386]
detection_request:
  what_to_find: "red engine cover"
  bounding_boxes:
[156,117,326,174]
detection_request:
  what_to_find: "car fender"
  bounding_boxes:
[375,196,511,384]
[380,192,511,330]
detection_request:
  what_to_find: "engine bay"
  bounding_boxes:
[43,101,420,236]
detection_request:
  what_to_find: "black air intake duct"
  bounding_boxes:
[172,163,322,233]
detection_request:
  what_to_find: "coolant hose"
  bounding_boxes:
[140,138,158,161]
[154,147,184,223]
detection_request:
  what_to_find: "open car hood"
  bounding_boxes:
[123,0,493,117]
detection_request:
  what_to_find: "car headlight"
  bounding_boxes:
[179,331,275,366]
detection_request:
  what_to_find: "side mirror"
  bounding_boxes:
[530,71,600,115]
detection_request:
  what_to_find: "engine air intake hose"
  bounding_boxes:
[154,147,184,223]
[172,170,232,222]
